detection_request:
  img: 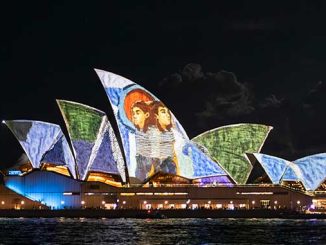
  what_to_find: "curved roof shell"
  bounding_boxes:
[293,153,326,191]
[251,153,290,184]
[3,120,76,178]
[57,100,126,182]
[192,123,272,184]
[95,69,228,183]
[282,162,302,182]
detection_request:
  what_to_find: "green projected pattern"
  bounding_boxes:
[192,124,272,184]
[57,100,103,142]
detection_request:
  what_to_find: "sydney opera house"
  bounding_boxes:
[0,69,325,211]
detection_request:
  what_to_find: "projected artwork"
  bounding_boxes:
[57,100,126,182]
[193,176,233,186]
[282,162,302,182]
[252,153,290,184]
[41,131,77,179]
[192,124,273,184]
[95,69,228,182]
[4,120,76,178]
[293,153,326,191]
[280,153,326,191]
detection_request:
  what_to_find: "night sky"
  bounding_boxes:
[1,1,326,168]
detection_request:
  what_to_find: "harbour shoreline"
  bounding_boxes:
[0,209,325,219]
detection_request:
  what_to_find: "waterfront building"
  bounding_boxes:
[1,70,325,211]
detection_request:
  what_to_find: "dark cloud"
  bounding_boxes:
[159,73,183,88]
[181,63,205,82]
[303,81,326,112]
[259,94,284,109]
[197,71,255,121]
[160,63,255,130]
[159,63,326,161]
[1,1,326,168]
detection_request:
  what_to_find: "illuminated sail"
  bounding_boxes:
[293,153,326,191]
[282,162,302,181]
[95,69,228,182]
[251,153,290,184]
[3,120,76,178]
[192,124,273,184]
[57,100,126,182]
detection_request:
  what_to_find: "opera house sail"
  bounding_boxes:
[56,100,126,183]
[3,120,77,178]
[247,153,326,192]
[192,124,272,184]
[248,153,291,184]
[0,69,325,212]
[95,69,232,184]
[293,153,326,191]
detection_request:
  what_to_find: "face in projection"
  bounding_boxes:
[157,106,171,130]
[132,105,150,131]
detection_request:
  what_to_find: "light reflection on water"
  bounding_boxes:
[0,218,325,244]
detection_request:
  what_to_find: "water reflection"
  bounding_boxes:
[0,218,325,244]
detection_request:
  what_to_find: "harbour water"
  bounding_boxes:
[0,218,325,244]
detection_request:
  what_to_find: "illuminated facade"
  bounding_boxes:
[4,120,76,178]
[0,184,48,210]
[293,153,326,191]
[247,153,326,192]
[1,170,314,211]
[1,69,325,211]
[4,171,81,209]
[95,69,232,184]
[57,100,126,183]
[192,124,272,184]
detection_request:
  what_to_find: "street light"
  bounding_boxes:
[251,200,255,209]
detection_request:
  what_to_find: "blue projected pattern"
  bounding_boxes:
[95,69,228,183]
[4,120,76,178]
[90,129,119,174]
[182,142,229,178]
[251,152,326,191]
[282,163,301,181]
[73,140,94,179]
[253,153,289,184]
[194,176,233,186]
[294,153,326,191]
[91,118,126,183]
[4,120,61,168]
[42,136,66,165]
[42,133,77,179]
